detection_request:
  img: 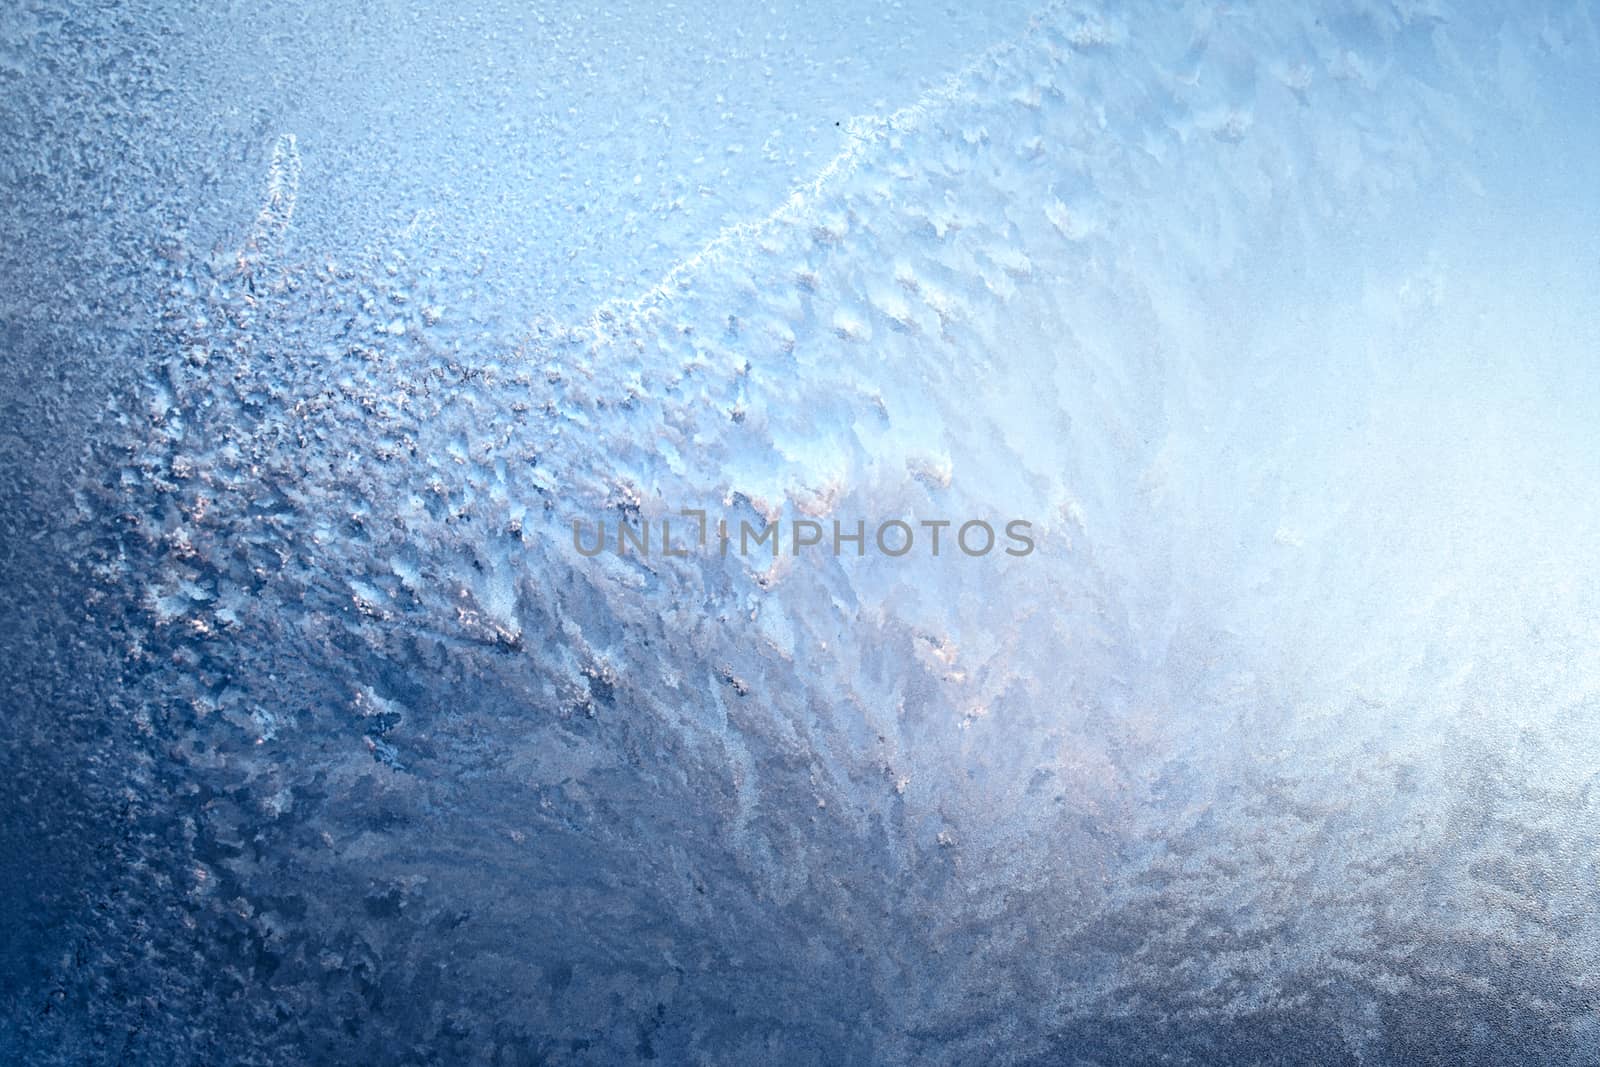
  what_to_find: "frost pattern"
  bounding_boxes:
[9,0,1600,1064]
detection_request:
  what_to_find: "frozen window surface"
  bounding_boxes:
[3,2,1600,1064]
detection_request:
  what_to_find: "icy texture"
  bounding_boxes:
[5,1,1600,1064]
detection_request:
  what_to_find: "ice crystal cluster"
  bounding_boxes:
[3,0,1599,1063]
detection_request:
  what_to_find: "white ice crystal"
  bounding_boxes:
[7,1,1600,1064]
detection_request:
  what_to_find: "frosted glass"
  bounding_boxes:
[3,1,1598,1062]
